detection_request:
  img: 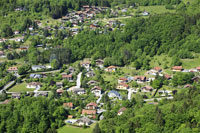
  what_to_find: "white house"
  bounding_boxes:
[32,65,46,71]
[27,82,41,89]
[76,117,92,126]
[91,86,102,96]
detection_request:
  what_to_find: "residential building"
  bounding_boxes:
[56,82,63,88]
[76,117,92,126]
[31,65,46,71]
[118,107,127,116]
[91,86,102,96]
[12,93,21,99]
[63,102,74,109]
[95,59,104,68]
[118,77,128,84]
[7,67,18,74]
[141,86,153,92]
[62,74,73,81]
[86,71,95,77]
[105,66,117,72]
[108,90,122,100]
[117,83,129,90]
[86,102,98,110]
[27,82,41,89]
[172,66,183,72]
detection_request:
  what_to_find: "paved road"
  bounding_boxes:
[76,72,82,88]
[2,81,15,91]
[31,69,60,74]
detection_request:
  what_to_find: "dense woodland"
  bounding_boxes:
[99,84,200,132]
[0,97,67,133]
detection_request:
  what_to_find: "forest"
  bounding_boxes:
[0,97,67,133]
[99,83,200,132]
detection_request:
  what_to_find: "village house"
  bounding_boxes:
[0,51,5,57]
[62,74,73,81]
[82,109,96,117]
[72,87,85,95]
[14,30,20,35]
[118,77,128,84]
[134,76,146,83]
[153,67,162,73]
[95,59,104,68]
[56,89,65,95]
[86,102,98,110]
[12,93,21,99]
[164,74,171,80]
[68,66,75,74]
[105,66,117,72]
[76,117,92,126]
[63,102,74,109]
[141,86,153,92]
[9,36,24,42]
[118,107,127,116]
[27,82,41,89]
[56,82,63,88]
[7,67,18,74]
[80,61,91,71]
[31,65,46,71]
[29,26,34,31]
[87,80,98,86]
[117,83,129,90]
[108,90,122,100]
[19,46,29,51]
[142,11,150,16]
[34,92,48,97]
[91,86,102,96]
[86,71,95,77]
[172,66,183,72]
[196,67,200,72]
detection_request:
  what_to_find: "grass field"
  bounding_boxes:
[57,123,95,133]
[8,83,34,92]
[182,0,196,4]
[138,5,176,15]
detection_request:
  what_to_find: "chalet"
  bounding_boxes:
[76,117,92,126]
[7,67,18,74]
[56,82,63,88]
[118,77,128,84]
[82,109,96,116]
[63,102,74,109]
[117,83,129,90]
[142,11,149,16]
[19,46,29,51]
[108,90,122,100]
[91,86,102,96]
[56,89,65,94]
[172,66,183,72]
[164,74,171,80]
[192,76,200,83]
[141,86,153,92]
[62,74,73,81]
[32,65,46,71]
[68,66,75,74]
[72,88,85,95]
[196,67,200,72]
[153,67,162,72]
[12,93,21,99]
[14,30,19,35]
[86,102,98,110]
[105,66,117,72]
[27,82,41,89]
[87,80,98,86]
[86,71,95,77]
[80,61,91,71]
[0,51,5,57]
[184,84,192,88]
[29,26,34,31]
[134,76,146,82]
[118,107,127,116]
[95,59,104,68]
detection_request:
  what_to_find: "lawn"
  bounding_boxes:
[181,55,200,69]
[57,123,95,133]
[138,5,176,15]
[8,83,34,92]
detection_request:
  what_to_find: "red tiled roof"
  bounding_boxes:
[82,109,96,115]
[118,107,127,113]
[172,66,183,70]
[91,86,102,91]
[119,77,128,81]
[8,67,18,71]
[62,74,72,78]
[86,102,98,107]
[196,67,200,70]
[107,66,116,69]
[63,102,73,108]
[154,67,162,71]
[118,83,129,87]
[164,74,171,79]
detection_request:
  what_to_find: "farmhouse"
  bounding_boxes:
[117,83,129,90]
